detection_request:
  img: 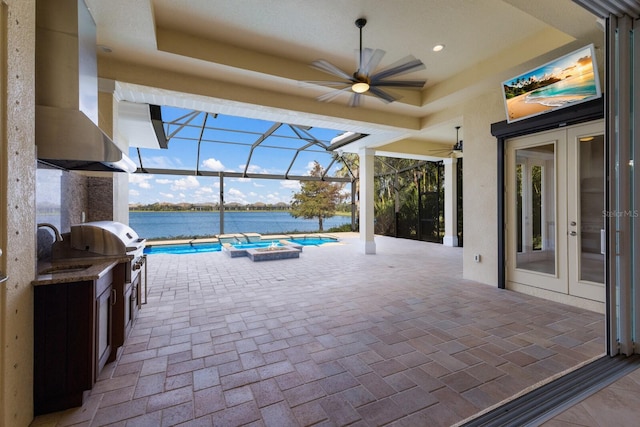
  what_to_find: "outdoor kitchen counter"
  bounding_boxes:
[32,256,130,286]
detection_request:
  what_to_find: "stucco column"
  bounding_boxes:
[359,148,376,254]
[443,158,458,247]
[101,82,129,224]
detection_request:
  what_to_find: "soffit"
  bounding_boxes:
[86,0,602,149]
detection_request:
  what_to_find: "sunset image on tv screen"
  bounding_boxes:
[502,45,601,123]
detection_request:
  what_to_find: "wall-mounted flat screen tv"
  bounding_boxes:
[501,44,601,123]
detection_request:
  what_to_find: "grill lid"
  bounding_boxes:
[70,221,144,255]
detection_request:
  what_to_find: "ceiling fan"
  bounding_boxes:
[306,18,426,107]
[426,126,464,158]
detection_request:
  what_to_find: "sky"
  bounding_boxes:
[127,107,350,206]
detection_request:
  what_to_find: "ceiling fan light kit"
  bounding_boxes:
[307,17,426,106]
[351,82,370,93]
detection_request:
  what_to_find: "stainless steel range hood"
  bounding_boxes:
[36,105,136,172]
[35,0,135,173]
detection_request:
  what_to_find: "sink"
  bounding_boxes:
[39,264,93,275]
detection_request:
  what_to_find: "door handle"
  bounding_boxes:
[569,231,577,236]
[570,221,577,226]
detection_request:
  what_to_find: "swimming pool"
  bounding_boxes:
[144,236,338,255]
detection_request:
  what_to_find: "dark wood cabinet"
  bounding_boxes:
[110,262,139,363]
[110,263,127,363]
[127,270,141,337]
[34,267,114,415]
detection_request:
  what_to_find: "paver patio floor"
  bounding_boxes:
[32,234,606,426]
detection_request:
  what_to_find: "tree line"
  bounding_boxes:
[129,200,352,213]
[129,202,291,212]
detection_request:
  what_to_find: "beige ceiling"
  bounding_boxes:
[86,0,602,155]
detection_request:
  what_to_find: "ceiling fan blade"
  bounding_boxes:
[317,87,352,103]
[302,80,352,89]
[348,92,363,108]
[310,59,354,81]
[372,79,426,88]
[368,86,398,103]
[370,55,426,81]
[358,48,386,76]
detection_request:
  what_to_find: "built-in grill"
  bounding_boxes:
[70,221,146,282]
[70,221,146,264]
[70,221,145,256]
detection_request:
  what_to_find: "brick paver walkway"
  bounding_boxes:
[32,235,605,426]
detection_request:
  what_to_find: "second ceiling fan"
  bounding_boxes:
[307,18,426,107]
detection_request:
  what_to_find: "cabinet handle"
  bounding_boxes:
[111,289,117,305]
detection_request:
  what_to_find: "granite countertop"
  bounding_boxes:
[32,256,129,286]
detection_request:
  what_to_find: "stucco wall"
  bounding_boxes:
[462,91,506,286]
[1,0,36,425]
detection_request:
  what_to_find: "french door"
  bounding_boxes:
[506,121,605,305]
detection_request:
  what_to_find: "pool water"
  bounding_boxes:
[144,237,337,255]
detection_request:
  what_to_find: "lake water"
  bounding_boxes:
[130,211,352,239]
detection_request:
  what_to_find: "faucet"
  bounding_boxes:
[37,223,63,242]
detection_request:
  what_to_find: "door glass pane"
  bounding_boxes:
[579,134,605,283]
[532,165,543,251]
[516,164,523,252]
[515,144,556,274]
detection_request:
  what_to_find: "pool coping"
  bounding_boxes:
[144,233,340,248]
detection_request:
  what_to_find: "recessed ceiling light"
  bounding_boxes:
[432,44,445,52]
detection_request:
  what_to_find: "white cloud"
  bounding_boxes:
[280,180,300,190]
[266,193,284,203]
[156,178,172,185]
[171,176,200,191]
[129,174,154,189]
[202,157,225,170]
[305,161,317,175]
[143,156,185,169]
[241,164,269,174]
[160,192,175,199]
[253,182,265,188]
[129,189,140,197]
[226,187,248,204]
[200,187,213,193]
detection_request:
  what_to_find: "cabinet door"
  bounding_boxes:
[127,272,141,336]
[34,281,93,415]
[109,263,127,363]
[96,284,113,377]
